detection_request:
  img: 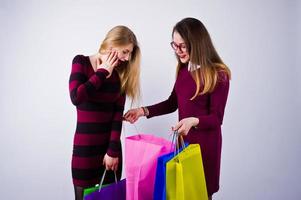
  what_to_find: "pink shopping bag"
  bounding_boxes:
[125,134,173,200]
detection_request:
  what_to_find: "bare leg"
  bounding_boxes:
[74,186,84,200]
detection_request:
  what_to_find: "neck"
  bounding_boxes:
[89,53,101,72]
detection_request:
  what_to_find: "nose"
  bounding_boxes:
[121,54,130,61]
[175,48,183,55]
[176,50,183,56]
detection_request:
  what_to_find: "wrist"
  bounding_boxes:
[99,63,113,78]
[101,63,110,70]
[192,117,199,128]
[141,107,149,117]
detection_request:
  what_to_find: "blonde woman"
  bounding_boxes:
[69,25,140,200]
[124,18,231,200]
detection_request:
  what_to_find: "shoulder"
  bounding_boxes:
[215,64,231,83]
[217,70,229,82]
[72,54,88,65]
[70,55,90,74]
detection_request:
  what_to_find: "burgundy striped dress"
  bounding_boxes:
[69,55,124,187]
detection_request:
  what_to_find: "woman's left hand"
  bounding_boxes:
[172,117,199,136]
[103,153,119,171]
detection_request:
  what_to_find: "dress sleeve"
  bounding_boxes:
[106,93,126,157]
[196,73,230,130]
[69,55,109,106]
[146,85,178,118]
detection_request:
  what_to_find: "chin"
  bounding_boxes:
[180,58,189,64]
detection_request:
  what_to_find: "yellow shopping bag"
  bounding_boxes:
[166,144,208,200]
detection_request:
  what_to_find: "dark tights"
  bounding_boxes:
[74,186,84,200]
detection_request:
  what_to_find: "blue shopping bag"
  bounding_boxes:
[153,133,188,200]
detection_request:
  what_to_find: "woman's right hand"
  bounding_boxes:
[96,51,119,77]
[123,108,145,123]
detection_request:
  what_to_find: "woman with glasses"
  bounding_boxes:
[69,25,141,200]
[124,18,231,199]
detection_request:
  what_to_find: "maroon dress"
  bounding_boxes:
[146,64,230,196]
[69,55,124,187]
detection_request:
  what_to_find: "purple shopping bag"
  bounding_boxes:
[125,134,174,200]
[84,179,126,200]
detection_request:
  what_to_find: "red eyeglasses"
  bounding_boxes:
[170,42,187,52]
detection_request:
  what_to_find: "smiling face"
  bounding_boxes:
[172,31,190,64]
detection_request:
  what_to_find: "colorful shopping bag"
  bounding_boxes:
[153,141,188,200]
[83,170,116,198]
[166,144,208,200]
[84,179,126,200]
[84,170,126,200]
[125,134,174,200]
[83,183,111,198]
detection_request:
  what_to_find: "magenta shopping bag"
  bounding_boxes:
[125,134,173,200]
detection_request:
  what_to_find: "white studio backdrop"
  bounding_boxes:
[0,0,300,199]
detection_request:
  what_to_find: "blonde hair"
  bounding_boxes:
[176,63,231,100]
[98,26,141,105]
[173,18,231,100]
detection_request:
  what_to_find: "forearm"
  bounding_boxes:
[107,121,122,157]
[69,69,109,105]
[195,114,220,130]
[146,102,177,118]
[107,95,125,157]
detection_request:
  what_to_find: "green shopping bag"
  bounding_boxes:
[83,184,110,197]
[166,143,208,200]
[83,170,117,198]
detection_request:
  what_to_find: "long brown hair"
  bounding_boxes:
[173,18,231,100]
[99,25,141,104]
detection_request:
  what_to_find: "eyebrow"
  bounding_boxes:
[172,42,186,45]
